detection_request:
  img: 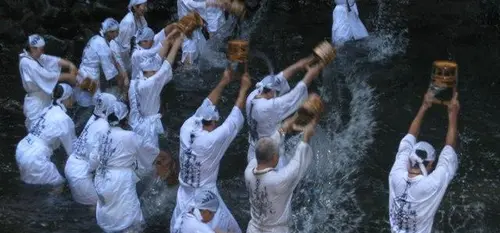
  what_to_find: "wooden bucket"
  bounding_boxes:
[79,78,98,94]
[430,60,458,105]
[154,151,178,185]
[295,93,324,126]
[312,41,336,65]
[227,40,249,63]
[177,12,204,38]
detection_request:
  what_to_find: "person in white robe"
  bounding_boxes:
[130,24,179,80]
[64,93,119,205]
[15,83,76,186]
[19,34,77,131]
[88,101,159,233]
[173,190,228,233]
[111,0,149,73]
[75,18,128,107]
[129,34,183,175]
[244,116,318,233]
[331,0,369,45]
[177,0,226,64]
[170,68,252,233]
[389,90,460,233]
[246,57,324,167]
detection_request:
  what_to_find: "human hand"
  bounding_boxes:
[447,90,459,119]
[303,116,318,143]
[422,89,434,110]
[240,72,252,91]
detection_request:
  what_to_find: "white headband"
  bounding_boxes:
[53,83,73,111]
[28,34,45,48]
[100,18,119,35]
[194,190,219,212]
[93,93,118,118]
[135,27,155,44]
[140,54,163,72]
[256,74,282,92]
[409,141,436,176]
[128,0,147,10]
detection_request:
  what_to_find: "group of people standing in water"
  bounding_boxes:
[14,0,460,233]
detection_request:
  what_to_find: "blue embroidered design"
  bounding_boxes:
[390,180,418,232]
[30,36,42,46]
[180,148,201,187]
[72,120,96,160]
[249,179,274,218]
[29,106,53,137]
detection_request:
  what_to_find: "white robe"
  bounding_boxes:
[130,29,166,80]
[75,35,120,107]
[170,99,243,233]
[332,0,369,45]
[244,141,313,233]
[19,51,62,131]
[388,134,458,233]
[246,72,308,165]
[64,115,109,205]
[88,126,159,233]
[111,12,148,72]
[177,0,209,63]
[174,212,216,233]
[15,105,76,185]
[129,59,173,174]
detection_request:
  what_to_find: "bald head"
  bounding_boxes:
[255,137,278,163]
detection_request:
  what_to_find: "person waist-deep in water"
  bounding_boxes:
[389,89,460,233]
[331,0,369,45]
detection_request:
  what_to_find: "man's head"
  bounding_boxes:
[140,55,162,77]
[136,27,155,49]
[409,141,436,176]
[26,34,45,59]
[129,0,148,16]
[100,18,119,41]
[256,74,282,99]
[255,137,279,167]
[194,190,219,223]
[197,104,220,132]
[52,83,74,109]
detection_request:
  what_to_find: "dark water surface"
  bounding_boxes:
[1,0,500,232]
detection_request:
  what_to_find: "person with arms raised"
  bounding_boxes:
[389,89,459,233]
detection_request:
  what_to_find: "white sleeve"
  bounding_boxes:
[110,40,126,72]
[273,81,308,121]
[245,89,259,119]
[207,107,245,162]
[96,42,119,80]
[389,134,416,179]
[21,59,60,94]
[114,19,134,53]
[274,71,291,95]
[39,54,62,71]
[274,141,314,193]
[135,133,160,172]
[427,145,458,187]
[153,29,166,47]
[183,0,207,12]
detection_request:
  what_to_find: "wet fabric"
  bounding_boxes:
[129,58,173,174]
[332,1,369,45]
[15,105,76,185]
[19,50,61,131]
[389,134,458,233]
[75,35,120,107]
[177,0,209,63]
[130,28,165,80]
[170,99,244,233]
[245,72,308,165]
[111,12,148,72]
[88,126,159,232]
[244,141,314,233]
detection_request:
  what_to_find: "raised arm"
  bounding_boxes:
[281,56,314,80]
[208,67,233,105]
[408,89,433,137]
[235,72,252,110]
[446,91,459,148]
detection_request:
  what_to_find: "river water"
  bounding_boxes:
[0,0,499,232]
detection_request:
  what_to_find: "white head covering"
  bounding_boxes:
[28,34,45,48]
[53,83,73,111]
[93,93,118,118]
[109,101,128,126]
[409,141,436,176]
[256,74,282,92]
[194,190,219,212]
[195,105,220,121]
[128,0,147,10]
[140,54,163,72]
[135,27,155,44]
[100,18,119,36]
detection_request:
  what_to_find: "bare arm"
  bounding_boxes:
[408,90,433,137]
[208,67,232,105]
[301,62,325,87]
[166,35,183,65]
[282,55,314,80]
[235,72,252,110]
[446,91,459,148]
